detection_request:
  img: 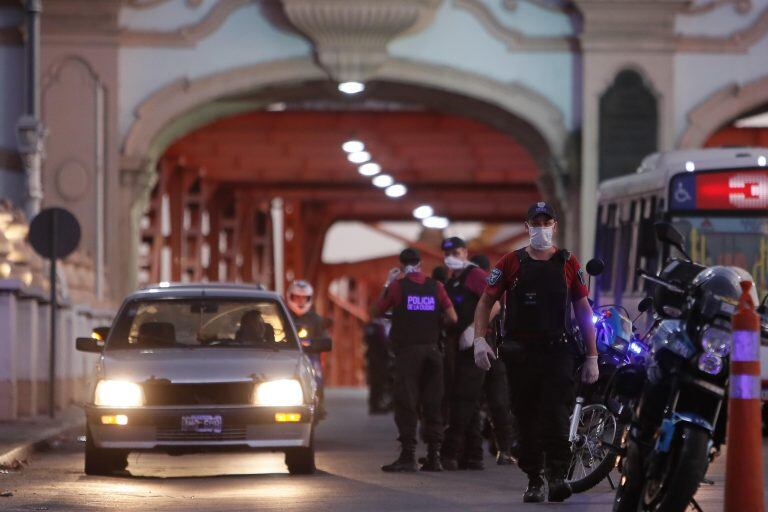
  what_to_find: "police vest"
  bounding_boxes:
[446,266,481,335]
[504,248,571,342]
[390,278,441,347]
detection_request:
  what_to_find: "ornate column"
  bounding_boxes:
[574,0,687,258]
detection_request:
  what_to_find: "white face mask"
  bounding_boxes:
[529,226,554,250]
[444,255,466,270]
[403,264,421,274]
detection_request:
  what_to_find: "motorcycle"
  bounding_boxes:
[567,259,651,493]
[613,222,754,512]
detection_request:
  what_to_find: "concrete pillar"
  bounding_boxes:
[0,280,20,420]
[574,0,686,260]
[15,293,39,417]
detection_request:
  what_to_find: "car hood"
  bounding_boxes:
[100,348,302,384]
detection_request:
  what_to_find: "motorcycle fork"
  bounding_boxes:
[568,396,585,443]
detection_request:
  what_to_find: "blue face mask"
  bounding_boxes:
[529,226,554,250]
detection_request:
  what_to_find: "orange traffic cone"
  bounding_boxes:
[725,281,765,512]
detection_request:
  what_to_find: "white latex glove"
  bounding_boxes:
[459,325,475,351]
[385,267,402,287]
[582,355,599,384]
[474,337,496,371]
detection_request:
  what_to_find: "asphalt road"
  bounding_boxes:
[0,388,765,511]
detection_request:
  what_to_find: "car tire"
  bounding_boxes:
[84,426,129,476]
[285,431,316,475]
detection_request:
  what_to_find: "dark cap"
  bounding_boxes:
[441,236,466,251]
[526,201,557,221]
[399,247,421,265]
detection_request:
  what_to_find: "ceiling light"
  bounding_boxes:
[347,151,371,164]
[338,81,365,94]
[372,174,394,188]
[342,140,364,153]
[685,161,695,172]
[358,163,381,176]
[412,205,434,219]
[422,216,449,229]
[385,184,407,198]
[758,155,767,167]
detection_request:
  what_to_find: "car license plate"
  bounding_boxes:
[181,415,222,433]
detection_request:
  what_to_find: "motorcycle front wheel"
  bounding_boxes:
[567,403,622,493]
[640,425,710,512]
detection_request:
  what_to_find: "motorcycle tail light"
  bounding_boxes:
[697,353,723,375]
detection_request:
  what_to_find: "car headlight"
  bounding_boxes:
[701,327,731,357]
[94,380,145,407]
[697,353,723,375]
[253,379,304,406]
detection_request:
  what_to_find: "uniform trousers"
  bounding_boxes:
[393,344,444,448]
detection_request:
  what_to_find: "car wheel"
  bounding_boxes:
[285,430,316,475]
[84,426,129,476]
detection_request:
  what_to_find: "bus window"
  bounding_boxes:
[597,204,617,293]
[615,201,636,300]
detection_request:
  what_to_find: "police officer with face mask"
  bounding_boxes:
[472,202,599,503]
[371,248,458,472]
[440,237,493,470]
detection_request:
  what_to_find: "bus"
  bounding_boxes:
[595,146,768,425]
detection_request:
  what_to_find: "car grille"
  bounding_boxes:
[142,382,254,406]
[156,426,247,442]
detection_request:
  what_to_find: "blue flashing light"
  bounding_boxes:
[629,341,644,354]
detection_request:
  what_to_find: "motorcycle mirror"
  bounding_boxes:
[638,297,654,313]
[654,222,691,261]
[585,258,605,277]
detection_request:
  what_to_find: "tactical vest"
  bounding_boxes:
[446,266,481,335]
[390,277,441,347]
[504,248,571,342]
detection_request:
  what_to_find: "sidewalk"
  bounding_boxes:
[0,407,83,467]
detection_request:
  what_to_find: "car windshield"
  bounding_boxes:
[671,215,768,298]
[106,298,298,350]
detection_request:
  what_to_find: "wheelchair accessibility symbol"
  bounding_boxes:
[674,181,693,204]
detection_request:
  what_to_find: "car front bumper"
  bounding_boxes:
[85,405,313,450]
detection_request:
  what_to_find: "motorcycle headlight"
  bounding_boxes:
[701,327,731,357]
[253,379,304,406]
[697,353,723,375]
[94,380,145,407]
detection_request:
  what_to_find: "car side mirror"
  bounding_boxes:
[585,258,605,277]
[638,297,654,313]
[654,222,691,260]
[303,336,332,353]
[76,337,102,353]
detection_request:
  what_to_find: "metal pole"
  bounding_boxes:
[48,211,57,418]
[271,198,285,295]
[18,0,44,218]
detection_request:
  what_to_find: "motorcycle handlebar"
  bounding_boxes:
[636,269,686,294]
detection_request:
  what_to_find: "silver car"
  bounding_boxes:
[76,283,331,476]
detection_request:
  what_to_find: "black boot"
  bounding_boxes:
[420,445,443,472]
[381,446,417,472]
[523,474,546,503]
[546,469,573,502]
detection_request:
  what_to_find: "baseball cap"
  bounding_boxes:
[526,201,557,221]
[399,247,421,265]
[441,236,466,251]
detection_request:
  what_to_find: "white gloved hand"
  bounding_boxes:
[582,355,599,384]
[474,337,496,371]
[385,267,402,287]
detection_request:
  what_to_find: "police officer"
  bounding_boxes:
[472,202,599,503]
[470,254,518,465]
[440,237,492,470]
[286,280,330,417]
[371,248,458,472]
